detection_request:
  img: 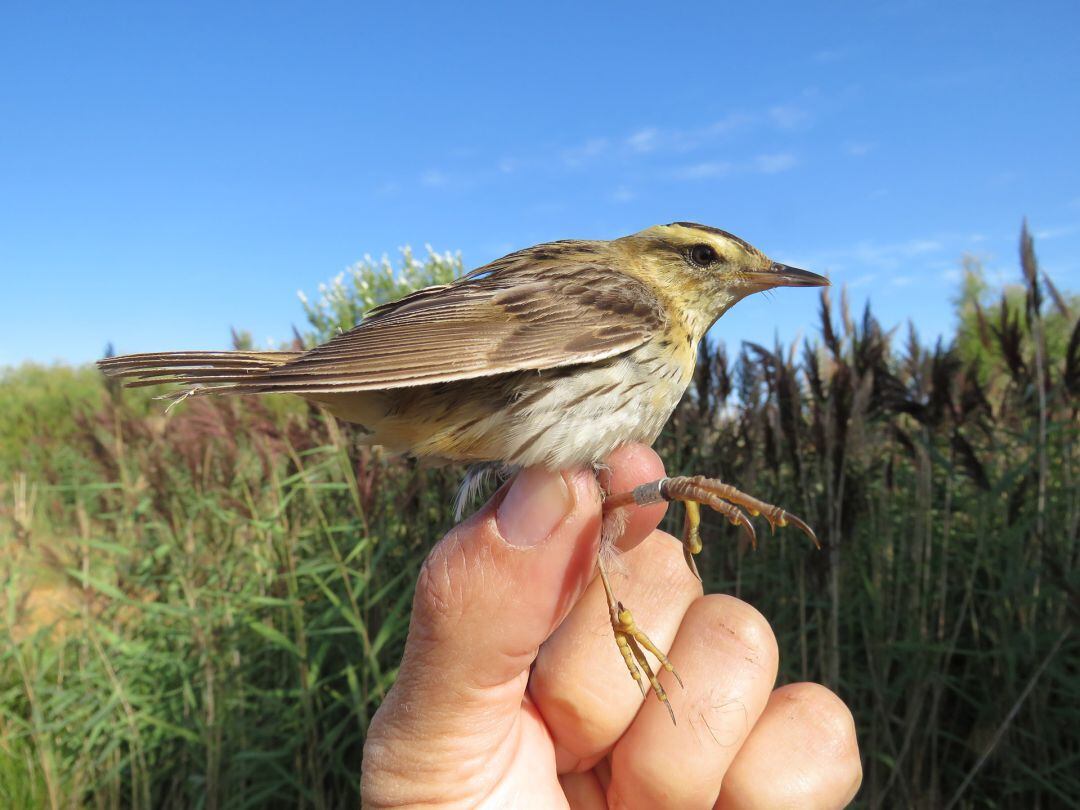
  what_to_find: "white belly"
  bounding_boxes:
[488,350,691,468]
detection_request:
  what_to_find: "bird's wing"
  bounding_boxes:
[230,260,666,394]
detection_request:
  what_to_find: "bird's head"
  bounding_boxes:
[615,221,829,337]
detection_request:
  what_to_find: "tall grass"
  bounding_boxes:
[1,229,1076,807]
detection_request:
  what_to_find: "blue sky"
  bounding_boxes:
[2,1,1078,366]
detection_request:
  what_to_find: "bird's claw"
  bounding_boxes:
[612,602,682,724]
[604,474,820,574]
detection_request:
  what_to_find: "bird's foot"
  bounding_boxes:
[612,601,682,724]
[603,475,820,577]
[597,554,683,724]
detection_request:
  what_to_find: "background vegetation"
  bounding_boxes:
[1,230,1076,809]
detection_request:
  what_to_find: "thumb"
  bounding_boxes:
[378,466,602,732]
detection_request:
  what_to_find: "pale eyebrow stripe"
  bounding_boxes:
[668,222,760,255]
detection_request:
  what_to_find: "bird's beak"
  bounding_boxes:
[750,262,830,288]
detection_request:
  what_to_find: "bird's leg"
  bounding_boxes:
[603,475,820,578]
[681,500,702,581]
[596,551,682,724]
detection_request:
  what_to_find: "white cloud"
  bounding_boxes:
[791,230,1047,296]
[813,48,848,63]
[673,152,798,181]
[705,112,755,137]
[1035,223,1078,240]
[844,141,873,157]
[848,272,879,288]
[906,239,943,254]
[528,201,565,215]
[401,97,813,193]
[645,115,754,153]
[562,137,610,167]
[610,185,636,203]
[673,161,732,180]
[804,236,948,276]
[769,105,809,129]
[420,169,448,188]
[555,105,795,171]
[988,170,1021,187]
[625,128,659,153]
[754,152,798,174]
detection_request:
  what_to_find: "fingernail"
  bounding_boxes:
[497,467,571,547]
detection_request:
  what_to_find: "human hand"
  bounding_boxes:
[361,444,862,808]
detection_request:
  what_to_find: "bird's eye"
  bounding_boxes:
[688,243,719,267]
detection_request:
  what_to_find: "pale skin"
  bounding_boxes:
[361,445,862,808]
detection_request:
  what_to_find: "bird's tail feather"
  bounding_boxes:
[97,350,302,392]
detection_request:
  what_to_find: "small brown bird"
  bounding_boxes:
[99,221,828,719]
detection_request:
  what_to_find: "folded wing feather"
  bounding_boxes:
[98,250,666,396]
